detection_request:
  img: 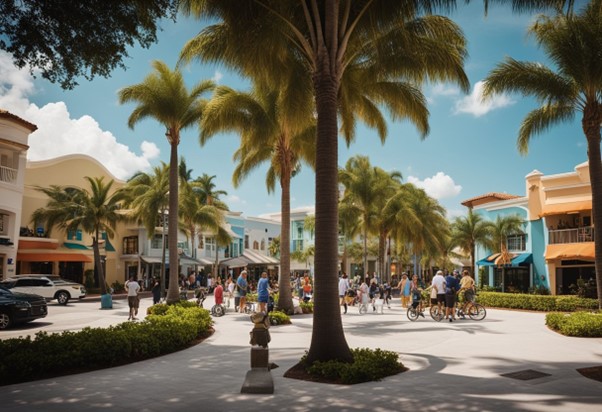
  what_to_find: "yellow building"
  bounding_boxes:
[19,154,128,286]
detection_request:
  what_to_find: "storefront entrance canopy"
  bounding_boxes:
[477,252,532,267]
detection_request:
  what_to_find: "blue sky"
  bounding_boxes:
[0,3,589,219]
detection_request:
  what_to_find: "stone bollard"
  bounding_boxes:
[241,312,274,394]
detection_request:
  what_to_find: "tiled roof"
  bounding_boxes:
[0,109,37,132]
[461,192,521,208]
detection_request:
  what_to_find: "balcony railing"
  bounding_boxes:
[548,226,594,244]
[0,165,17,184]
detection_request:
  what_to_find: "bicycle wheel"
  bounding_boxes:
[468,304,487,321]
[359,304,368,315]
[407,307,419,322]
[429,305,443,322]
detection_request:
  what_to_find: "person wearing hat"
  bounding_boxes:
[236,270,248,313]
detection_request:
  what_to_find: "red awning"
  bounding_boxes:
[17,252,93,263]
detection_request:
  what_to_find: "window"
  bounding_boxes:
[260,239,265,250]
[123,236,138,255]
[0,214,5,235]
[506,234,526,252]
[151,234,166,249]
[205,237,215,251]
[253,240,259,250]
[245,235,249,249]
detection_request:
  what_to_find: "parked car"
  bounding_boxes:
[0,285,48,329]
[0,276,86,305]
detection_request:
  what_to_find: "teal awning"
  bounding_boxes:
[64,242,89,250]
[477,252,532,267]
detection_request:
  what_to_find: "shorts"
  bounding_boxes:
[436,294,445,304]
[258,295,268,303]
[128,296,139,309]
[464,290,475,303]
[238,290,247,297]
[445,293,456,309]
[411,301,420,309]
[430,298,438,305]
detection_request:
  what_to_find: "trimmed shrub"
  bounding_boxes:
[302,348,406,384]
[299,301,314,314]
[0,303,212,386]
[268,310,291,325]
[546,312,602,337]
[477,292,598,312]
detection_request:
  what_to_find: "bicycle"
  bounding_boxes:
[407,298,426,321]
[458,300,487,321]
[429,304,444,322]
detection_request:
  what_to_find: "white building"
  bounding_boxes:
[0,110,36,279]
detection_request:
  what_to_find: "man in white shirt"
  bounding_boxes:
[338,273,350,314]
[125,276,141,321]
[431,270,446,315]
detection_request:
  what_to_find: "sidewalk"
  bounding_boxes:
[1,297,601,411]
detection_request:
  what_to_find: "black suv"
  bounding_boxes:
[0,285,48,329]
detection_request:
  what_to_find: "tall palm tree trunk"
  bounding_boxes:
[378,232,386,282]
[160,208,167,299]
[166,137,181,304]
[363,226,368,277]
[583,106,602,309]
[93,233,108,295]
[307,35,352,363]
[277,172,294,314]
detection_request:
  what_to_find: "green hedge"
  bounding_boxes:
[302,348,406,384]
[268,310,291,325]
[0,303,212,386]
[477,292,598,312]
[299,301,314,314]
[546,312,602,337]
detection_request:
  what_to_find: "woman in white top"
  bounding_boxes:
[338,274,350,314]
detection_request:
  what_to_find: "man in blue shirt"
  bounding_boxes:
[445,272,460,322]
[236,270,248,313]
[257,271,270,313]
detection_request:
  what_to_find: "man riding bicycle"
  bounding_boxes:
[458,270,476,318]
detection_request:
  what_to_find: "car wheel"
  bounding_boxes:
[0,312,11,330]
[57,291,70,305]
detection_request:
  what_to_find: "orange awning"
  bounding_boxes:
[17,252,93,263]
[539,200,592,217]
[545,243,595,261]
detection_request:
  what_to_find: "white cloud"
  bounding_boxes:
[431,84,460,97]
[0,51,159,180]
[227,194,246,204]
[453,80,514,117]
[212,70,223,83]
[446,208,467,220]
[407,172,462,200]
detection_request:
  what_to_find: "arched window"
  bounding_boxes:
[253,240,259,250]
[260,239,265,250]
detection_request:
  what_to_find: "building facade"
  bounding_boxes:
[466,161,595,295]
[0,110,37,279]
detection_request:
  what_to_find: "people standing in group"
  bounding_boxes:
[302,274,312,301]
[431,270,446,316]
[257,271,271,313]
[410,274,425,318]
[397,273,410,308]
[125,275,141,321]
[294,273,302,299]
[458,270,476,318]
[236,270,248,313]
[151,277,161,305]
[338,273,350,314]
[444,270,460,322]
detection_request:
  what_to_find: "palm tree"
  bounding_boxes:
[118,60,214,304]
[488,214,525,264]
[483,1,602,306]
[122,163,170,297]
[450,209,493,277]
[201,84,316,314]
[339,200,361,277]
[193,173,229,210]
[180,1,469,363]
[268,235,281,259]
[31,177,126,297]
[339,156,402,280]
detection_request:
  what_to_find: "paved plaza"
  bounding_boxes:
[1,296,601,411]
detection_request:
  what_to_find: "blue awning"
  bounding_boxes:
[477,253,532,267]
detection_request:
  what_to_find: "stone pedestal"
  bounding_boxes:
[241,313,274,394]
